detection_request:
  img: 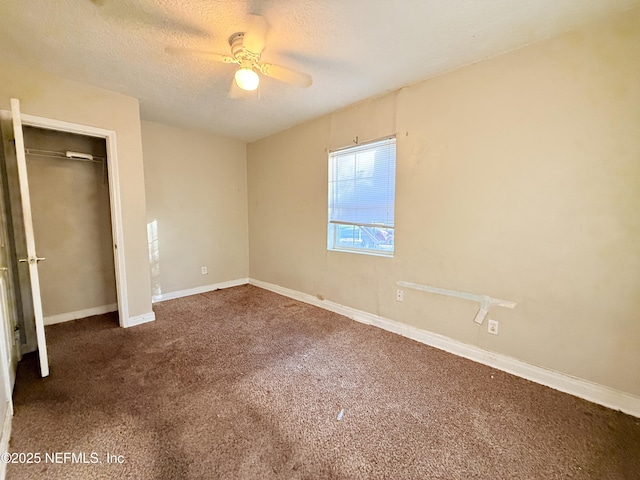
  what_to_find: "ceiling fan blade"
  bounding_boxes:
[243,14,268,54]
[165,47,235,64]
[259,63,312,88]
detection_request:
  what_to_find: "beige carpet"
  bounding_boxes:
[7,285,640,479]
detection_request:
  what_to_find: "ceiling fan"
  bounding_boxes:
[166,15,312,98]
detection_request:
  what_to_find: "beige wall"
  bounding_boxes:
[248,10,640,396]
[24,127,116,317]
[0,57,153,320]
[142,120,248,297]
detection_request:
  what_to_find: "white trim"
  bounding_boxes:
[18,112,130,328]
[122,311,155,328]
[43,304,118,326]
[152,278,249,303]
[0,401,11,480]
[249,278,640,418]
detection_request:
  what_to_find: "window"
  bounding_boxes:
[327,136,396,256]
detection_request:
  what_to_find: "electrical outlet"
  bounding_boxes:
[488,319,499,335]
[201,266,208,275]
[396,289,404,302]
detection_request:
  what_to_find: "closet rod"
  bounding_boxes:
[24,148,105,164]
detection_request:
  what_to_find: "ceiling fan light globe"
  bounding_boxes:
[235,68,259,91]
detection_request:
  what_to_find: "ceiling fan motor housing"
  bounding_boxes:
[229,32,262,67]
[228,32,245,57]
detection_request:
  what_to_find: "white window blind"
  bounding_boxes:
[327,136,396,255]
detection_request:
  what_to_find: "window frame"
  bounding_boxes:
[327,135,396,257]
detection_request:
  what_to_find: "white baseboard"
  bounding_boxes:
[123,311,156,328]
[152,278,249,303]
[249,278,640,418]
[129,277,249,328]
[44,303,118,325]
[0,402,12,480]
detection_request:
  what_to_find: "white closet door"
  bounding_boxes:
[10,98,49,378]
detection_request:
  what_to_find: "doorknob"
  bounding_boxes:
[18,256,46,265]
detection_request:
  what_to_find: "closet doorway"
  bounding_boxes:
[23,126,117,327]
[0,102,129,378]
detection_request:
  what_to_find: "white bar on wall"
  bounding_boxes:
[396,280,516,325]
[397,280,516,308]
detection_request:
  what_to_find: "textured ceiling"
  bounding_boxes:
[0,0,638,142]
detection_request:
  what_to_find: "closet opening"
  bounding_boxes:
[10,126,118,353]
